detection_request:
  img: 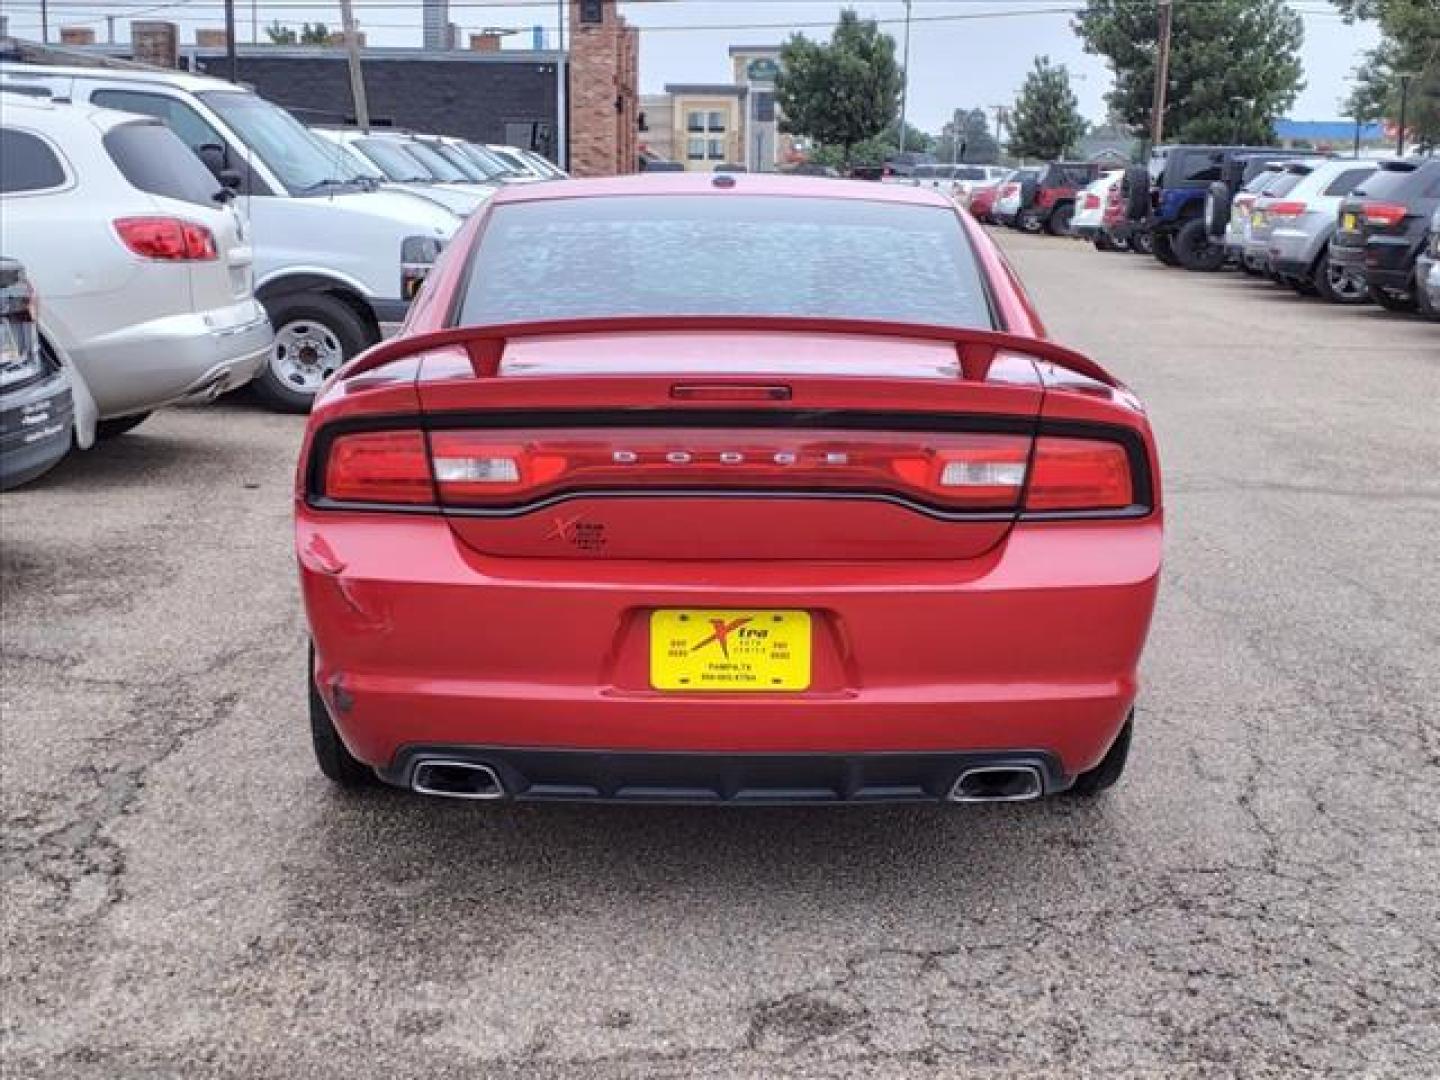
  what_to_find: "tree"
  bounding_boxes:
[1075,0,1304,145]
[1334,0,1440,150]
[776,9,902,165]
[1007,57,1087,160]
[936,108,1001,164]
[264,20,297,45]
[299,22,332,45]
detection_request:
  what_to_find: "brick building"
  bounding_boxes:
[566,0,639,177]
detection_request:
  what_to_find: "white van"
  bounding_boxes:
[0,64,460,411]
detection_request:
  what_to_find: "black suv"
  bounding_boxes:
[1332,158,1440,312]
[1129,145,1316,271]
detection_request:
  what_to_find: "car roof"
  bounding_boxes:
[0,61,243,96]
[0,89,160,132]
[486,172,958,208]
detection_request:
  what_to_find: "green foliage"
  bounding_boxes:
[1336,0,1440,150]
[1007,57,1088,160]
[1075,0,1304,145]
[300,22,332,46]
[937,107,1001,164]
[776,9,902,164]
[264,19,297,45]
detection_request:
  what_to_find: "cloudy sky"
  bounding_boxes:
[2,1,1380,132]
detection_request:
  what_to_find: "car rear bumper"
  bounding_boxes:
[300,513,1162,781]
[0,372,72,490]
[376,745,1076,803]
[1332,237,1416,291]
[69,300,272,416]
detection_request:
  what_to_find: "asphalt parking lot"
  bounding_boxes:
[3,231,1437,1079]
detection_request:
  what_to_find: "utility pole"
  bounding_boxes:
[106,14,115,44]
[40,0,48,43]
[338,0,370,131]
[224,0,238,83]
[1149,0,1173,149]
[556,0,567,169]
[1396,72,1414,157]
[898,0,912,153]
[252,0,259,44]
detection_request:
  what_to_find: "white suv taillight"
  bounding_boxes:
[113,217,219,261]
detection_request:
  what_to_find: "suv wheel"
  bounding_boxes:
[95,412,152,440]
[1018,210,1045,233]
[1046,203,1075,236]
[1175,218,1227,272]
[1370,286,1417,313]
[1314,250,1368,305]
[256,293,375,413]
[1152,231,1181,266]
[1066,715,1132,797]
[309,643,376,788]
[1129,229,1153,256]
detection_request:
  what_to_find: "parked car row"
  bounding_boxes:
[973,142,1439,321]
[0,61,567,487]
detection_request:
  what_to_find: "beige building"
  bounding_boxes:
[639,44,793,171]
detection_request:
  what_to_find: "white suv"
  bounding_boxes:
[0,93,270,446]
[0,64,460,411]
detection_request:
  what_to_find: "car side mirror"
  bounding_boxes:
[213,168,243,203]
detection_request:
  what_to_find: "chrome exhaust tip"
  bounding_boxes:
[948,765,1044,803]
[411,760,507,800]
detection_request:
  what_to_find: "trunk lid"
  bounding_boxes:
[411,326,1054,562]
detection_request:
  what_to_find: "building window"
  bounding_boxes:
[687,137,706,160]
[707,138,725,161]
[707,110,727,132]
[686,111,705,133]
[754,92,776,123]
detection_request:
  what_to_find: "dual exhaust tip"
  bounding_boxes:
[947,765,1044,803]
[409,759,1044,803]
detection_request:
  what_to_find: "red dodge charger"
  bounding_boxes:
[296,173,1162,804]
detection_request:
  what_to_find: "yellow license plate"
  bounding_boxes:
[1251,211,1265,226]
[650,609,811,692]
[1342,213,1357,231]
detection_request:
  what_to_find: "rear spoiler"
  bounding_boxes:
[340,315,1120,388]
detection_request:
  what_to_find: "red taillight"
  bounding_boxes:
[427,429,1032,511]
[324,430,432,504]
[1268,200,1308,219]
[113,217,219,261]
[1361,202,1408,229]
[1025,437,1133,511]
[318,428,1140,516]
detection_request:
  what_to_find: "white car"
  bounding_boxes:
[309,127,493,218]
[0,94,271,446]
[1072,170,1124,242]
[484,144,552,182]
[0,64,460,412]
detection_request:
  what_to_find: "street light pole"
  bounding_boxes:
[1149,0,1173,149]
[556,0,567,169]
[898,0,912,153]
[1396,72,1413,157]
[338,0,370,132]
[224,0,238,83]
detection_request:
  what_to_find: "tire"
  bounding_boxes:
[1046,202,1075,237]
[1152,231,1181,267]
[95,412,152,440]
[1290,277,1320,298]
[256,292,375,414]
[1314,250,1368,305]
[1093,234,1116,252]
[1121,166,1150,221]
[309,643,376,788]
[1067,716,1132,797]
[1018,210,1045,234]
[1175,217,1227,272]
[1370,285,1417,313]
[1205,182,1231,237]
[1129,229,1153,256]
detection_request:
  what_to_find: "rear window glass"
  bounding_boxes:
[1352,165,1423,200]
[103,121,220,205]
[1322,167,1374,198]
[0,128,66,193]
[1263,172,1304,198]
[459,195,993,329]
